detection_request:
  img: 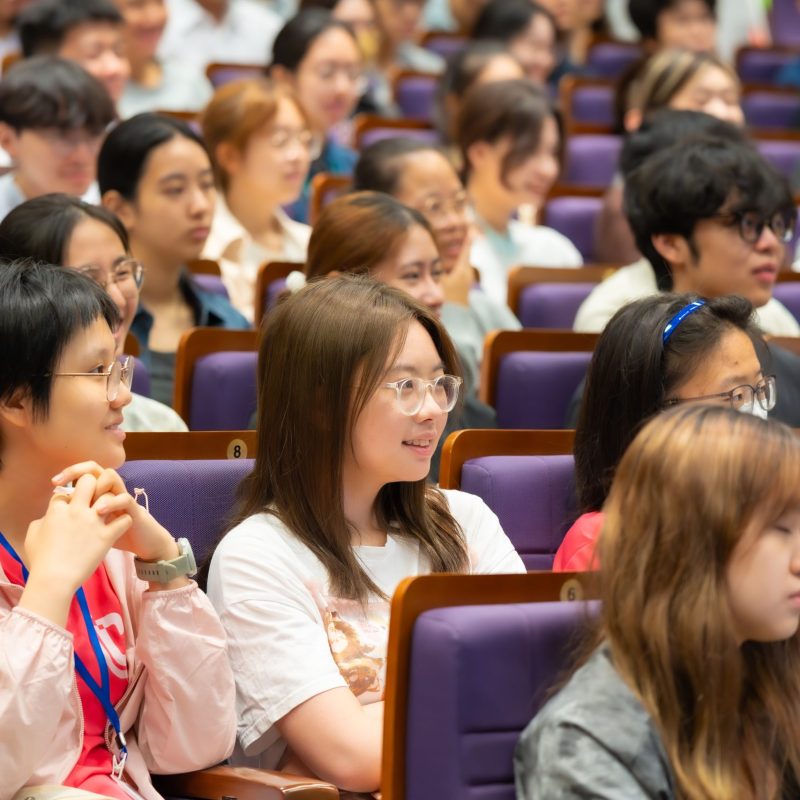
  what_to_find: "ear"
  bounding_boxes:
[465,140,493,173]
[0,122,20,161]
[651,233,692,270]
[623,107,642,133]
[270,64,295,87]
[0,389,33,433]
[102,189,136,230]
[214,140,242,179]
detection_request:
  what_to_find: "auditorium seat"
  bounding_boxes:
[131,356,150,398]
[562,134,621,188]
[393,70,438,122]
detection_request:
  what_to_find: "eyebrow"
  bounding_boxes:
[718,369,763,391]
[387,361,446,377]
[399,257,442,270]
[157,167,214,184]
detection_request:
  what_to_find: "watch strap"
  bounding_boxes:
[134,538,196,583]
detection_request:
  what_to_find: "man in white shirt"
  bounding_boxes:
[575,134,800,337]
[158,0,282,72]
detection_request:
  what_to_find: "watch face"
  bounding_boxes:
[177,537,198,576]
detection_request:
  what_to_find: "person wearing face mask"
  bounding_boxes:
[555,293,780,573]
[0,193,188,432]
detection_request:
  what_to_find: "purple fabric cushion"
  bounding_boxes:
[743,92,800,129]
[563,135,621,187]
[585,42,641,78]
[395,74,437,121]
[543,196,603,260]
[192,274,229,299]
[131,356,150,398]
[405,601,596,800]
[737,48,797,82]
[517,283,596,328]
[570,85,614,127]
[119,459,253,564]
[756,138,800,176]
[773,282,800,323]
[461,454,577,570]
[359,127,441,150]
[189,351,257,430]
[771,0,800,47]
[423,35,468,60]
[495,351,592,429]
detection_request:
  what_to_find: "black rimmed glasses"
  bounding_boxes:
[76,259,145,299]
[52,356,135,402]
[664,374,776,414]
[384,375,462,416]
[716,210,795,244]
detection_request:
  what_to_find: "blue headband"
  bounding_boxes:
[662,300,706,344]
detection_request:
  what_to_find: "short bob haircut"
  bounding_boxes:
[97,112,211,201]
[305,191,437,279]
[458,79,557,183]
[471,0,555,43]
[575,293,762,514]
[624,136,795,290]
[18,0,123,57]
[0,56,116,134]
[0,193,130,266]
[628,0,716,41]
[271,7,359,73]
[353,137,438,195]
[0,260,119,427]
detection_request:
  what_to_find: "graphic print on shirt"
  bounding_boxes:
[94,612,129,680]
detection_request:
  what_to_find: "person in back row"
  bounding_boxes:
[574,135,799,337]
[0,56,116,220]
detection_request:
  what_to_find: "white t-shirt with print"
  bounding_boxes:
[205,488,525,770]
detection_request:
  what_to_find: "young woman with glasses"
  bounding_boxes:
[554,293,777,572]
[0,261,235,798]
[205,275,524,793]
[0,193,187,432]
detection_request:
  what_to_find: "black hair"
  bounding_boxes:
[97,112,210,200]
[353,136,439,194]
[0,56,116,133]
[271,7,358,72]
[624,135,794,289]
[575,292,759,512]
[0,194,130,266]
[18,0,123,57]
[628,0,715,41]
[472,0,555,41]
[0,260,120,426]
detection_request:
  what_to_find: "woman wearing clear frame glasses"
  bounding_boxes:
[0,193,188,432]
[205,275,524,793]
[0,261,235,798]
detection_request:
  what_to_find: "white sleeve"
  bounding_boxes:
[441,489,526,575]
[206,518,346,756]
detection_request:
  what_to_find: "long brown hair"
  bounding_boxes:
[227,274,468,602]
[598,405,800,798]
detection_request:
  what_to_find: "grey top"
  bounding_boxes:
[515,647,675,799]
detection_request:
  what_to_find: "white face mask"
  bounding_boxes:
[741,402,768,420]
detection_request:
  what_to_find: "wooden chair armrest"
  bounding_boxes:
[154,764,339,799]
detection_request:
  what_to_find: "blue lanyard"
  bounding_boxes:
[0,531,128,767]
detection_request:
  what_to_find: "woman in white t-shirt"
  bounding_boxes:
[205,275,524,793]
[459,78,583,306]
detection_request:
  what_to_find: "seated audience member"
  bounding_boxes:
[423,0,489,33]
[433,41,525,161]
[0,260,235,797]
[628,0,717,53]
[98,113,249,406]
[574,136,799,337]
[206,275,525,791]
[516,404,800,797]
[556,293,783,571]
[18,0,129,104]
[0,56,116,219]
[470,0,557,86]
[535,0,605,78]
[115,0,213,117]
[201,79,312,322]
[157,0,282,74]
[270,9,362,223]
[0,193,188,431]
[459,79,582,306]
[353,137,521,380]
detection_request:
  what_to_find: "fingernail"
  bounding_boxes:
[51,472,63,483]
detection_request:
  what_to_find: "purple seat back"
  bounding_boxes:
[461,454,577,569]
[119,459,253,564]
[585,42,641,78]
[207,64,263,88]
[189,351,257,430]
[422,34,468,60]
[543,196,603,260]
[395,74,437,121]
[563,134,621,188]
[736,48,797,83]
[405,601,596,800]
[495,351,592,429]
[192,273,229,299]
[773,282,800,323]
[743,92,800,129]
[756,138,800,176]
[770,0,800,46]
[131,356,150,398]
[358,127,441,150]
[569,84,614,127]
[517,283,597,328]
[263,277,288,315]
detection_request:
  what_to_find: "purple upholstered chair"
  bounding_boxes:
[585,41,642,79]
[495,351,593,429]
[770,0,800,47]
[773,282,800,323]
[206,63,263,88]
[422,33,468,60]
[736,47,798,83]
[358,126,441,150]
[461,454,577,569]
[189,351,257,430]
[517,283,597,328]
[119,458,253,564]
[562,135,621,188]
[543,196,603,260]
[131,356,150,398]
[395,73,438,122]
[405,600,595,800]
[568,84,615,127]
[756,139,800,176]
[192,273,229,299]
[743,91,800,129]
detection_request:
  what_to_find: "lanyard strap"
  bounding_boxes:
[0,531,128,768]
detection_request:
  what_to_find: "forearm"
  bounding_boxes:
[17,572,74,628]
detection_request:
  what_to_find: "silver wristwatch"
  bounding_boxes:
[134,538,197,583]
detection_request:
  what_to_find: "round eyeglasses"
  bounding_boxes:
[717,210,795,244]
[383,375,462,416]
[76,259,145,299]
[664,374,776,414]
[52,356,135,402]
